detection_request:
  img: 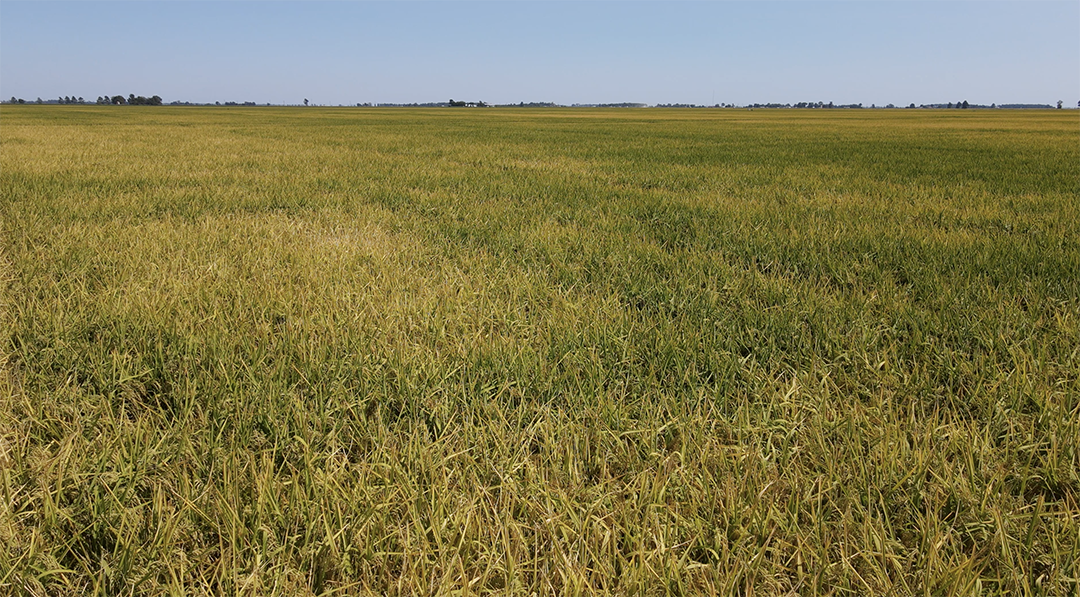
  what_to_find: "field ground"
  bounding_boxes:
[1,106,1078,595]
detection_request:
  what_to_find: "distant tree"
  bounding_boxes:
[908,103,916,108]
[991,103,996,109]
[18,99,25,104]
[304,98,309,106]
[112,95,126,105]
[947,102,953,109]
[78,97,84,103]
[9,96,15,104]
[150,95,162,106]
[36,97,43,104]
[1057,100,1063,109]
[962,100,969,109]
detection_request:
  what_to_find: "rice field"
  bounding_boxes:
[1,105,1078,595]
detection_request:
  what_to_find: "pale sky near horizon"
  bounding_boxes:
[1,1,1077,107]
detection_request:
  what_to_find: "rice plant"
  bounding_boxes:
[1,105,1078,595]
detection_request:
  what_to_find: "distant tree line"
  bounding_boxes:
[3,96,1073,109]
[2,94,167,105]
[93,94,163,106]
[448,99,488,107]
[372,101,559,108]
[572,102,647,108]
[367,102,445,107]
[7,96,88,104]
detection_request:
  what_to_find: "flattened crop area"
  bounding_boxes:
[1,106,1078,595]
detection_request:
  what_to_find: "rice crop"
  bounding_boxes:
[1,105,1078,595]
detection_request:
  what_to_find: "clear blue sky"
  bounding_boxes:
[2,1,1077,106]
